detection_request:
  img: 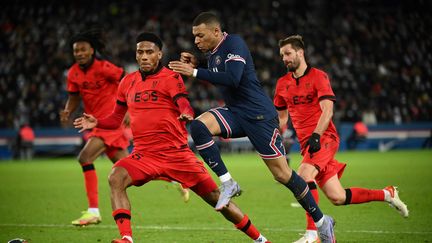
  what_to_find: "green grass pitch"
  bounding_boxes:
[0,150,431,242]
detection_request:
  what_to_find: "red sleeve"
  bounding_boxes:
[96,102,128,129]
[273,77,287,110]
[116,75,130,103]
[315,71,336,101]
[66,68,79,94]
[167,73,188,98]
[102,61,125,84]
[166,73,192,115]
[176,97,194,117]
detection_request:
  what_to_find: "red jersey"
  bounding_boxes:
[274,67,338,150]
[67,59,124,119]
[117,66,189,151]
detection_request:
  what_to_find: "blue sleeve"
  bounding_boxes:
[196,61,244,88]
[196,36,248,88]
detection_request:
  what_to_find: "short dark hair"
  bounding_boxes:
[70,28,105,51]
[278,35,305,50]
[192,11,222,28]
[136,32,163,49]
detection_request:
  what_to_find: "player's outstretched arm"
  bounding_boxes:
[60,94,81,126]
[180,52,198,67]
[168,52,198,77]
[73,113,97,133]
[176,97,194,122]
[168,60,194,77]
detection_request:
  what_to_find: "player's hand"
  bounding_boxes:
[178,113,194,122]
[73,113,97,133]
[168,61,195,77]
[180,52,198,68]
[59,110,70,126]
[306,133,321,154]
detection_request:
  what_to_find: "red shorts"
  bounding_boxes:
[113,147,217,196]
[302,135,346,188]
[89,127,130,151]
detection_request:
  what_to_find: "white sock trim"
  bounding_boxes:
[384,189,391,202]
[122,235,133,243]
[315,216,324,228]
[254,233,267,242]
[219,172,232,183]
[88,208,100,215]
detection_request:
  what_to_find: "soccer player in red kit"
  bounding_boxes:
[74,32,270,243]
[274,35,409,243]
[60,30,130,226]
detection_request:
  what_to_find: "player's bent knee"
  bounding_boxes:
[108,167,129,189]
[297,173,314,182]
[202,189,220,206]
[272,171,290,184]
[273,175,285,184]
[77,155,87,164]
[77,151,92,163]
[327,194,345,205]
[190,120,211,139]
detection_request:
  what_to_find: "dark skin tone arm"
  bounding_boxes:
[60,94,80,126]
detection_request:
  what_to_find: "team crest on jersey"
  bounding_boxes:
[152,80,159,88]
[305,82,311,89]
[215,56,222,65]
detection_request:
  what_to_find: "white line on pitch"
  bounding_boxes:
[0,223,431,235]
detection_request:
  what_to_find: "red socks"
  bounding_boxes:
[81,162,98,208]
[113,209,132,237]
[235,215,260,240]
[345,188,384,204]
[306,181,319,230]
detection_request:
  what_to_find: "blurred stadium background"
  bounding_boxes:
[0,0,432,242]
[1,0,431,158]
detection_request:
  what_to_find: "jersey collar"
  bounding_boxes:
[210,32,228,55]
[140,63,163,81]
[291,64,311,85]
[78,57,95,71]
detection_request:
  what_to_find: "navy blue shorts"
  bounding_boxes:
[209,107,286,159]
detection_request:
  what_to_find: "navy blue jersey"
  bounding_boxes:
[196,33,277,121]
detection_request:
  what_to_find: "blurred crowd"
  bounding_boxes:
[1,0,431,129]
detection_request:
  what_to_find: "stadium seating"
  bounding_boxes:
[0,0,430,130]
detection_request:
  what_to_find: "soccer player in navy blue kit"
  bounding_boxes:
[169,12,336,242]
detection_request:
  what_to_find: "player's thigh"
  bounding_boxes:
[303,136,339,167]
[113,152,161,187]
[196,111,222,135]
[205,107,245,138]
[243,117,285,159]
[165,149,215,189]
[78,137,106,163]
[320,175,346,204]
[106,147,129,163]
[108,165,133,188]
[297,162,320,182]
